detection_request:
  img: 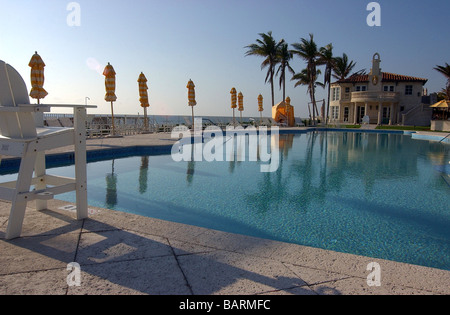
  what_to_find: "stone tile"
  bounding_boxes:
[0,268,69,295]
[178,250,308,295]
[0,232,80,274]
[67,256,191,295]
[283,263,351,286]
[310,277,435,295]
[0,206,82,240]
[76,229,173,265]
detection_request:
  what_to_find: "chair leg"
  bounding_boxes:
[74,107,88,220]
[34,151,47,211]
[6,150,37,240]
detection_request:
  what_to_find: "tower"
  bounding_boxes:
[369,53,382,90]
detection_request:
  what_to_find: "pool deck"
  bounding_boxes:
[1,128,449,295]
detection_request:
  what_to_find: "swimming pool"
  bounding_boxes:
[2,131,450,270]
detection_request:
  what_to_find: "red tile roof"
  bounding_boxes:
[336,72,427,84]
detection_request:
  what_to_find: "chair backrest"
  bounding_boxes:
[0,60,36,139]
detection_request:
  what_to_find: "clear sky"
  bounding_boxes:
[0,0,448,118]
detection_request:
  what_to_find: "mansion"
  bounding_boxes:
[329,53,432,126]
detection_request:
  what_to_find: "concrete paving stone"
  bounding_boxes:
[168,239,219,256]
[0,232,80,274]
[0,204,82,239]
[177,250,310,295]
[282,263,351,287]
[0,217,7,230]
[0,268,69,295]
[310,277,435,295]
[0,201,12,218]
[67,256,191,295]
[267,242,450,295]
[76,229,173,265]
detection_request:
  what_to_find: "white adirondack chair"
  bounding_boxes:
[0,60,96,239]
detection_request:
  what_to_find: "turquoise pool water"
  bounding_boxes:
[3,131,450,270]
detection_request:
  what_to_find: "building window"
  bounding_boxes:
[356,85,367,92]
[343,87,350,100]
[331,106,339,120]
[332,87,340,101]
[343,107,349,122]
[384,85,395,92]
[405,85,413,95]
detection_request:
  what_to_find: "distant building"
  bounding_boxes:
[329,53,431,126]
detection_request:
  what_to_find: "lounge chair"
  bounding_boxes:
[0,60,95,239]
[295,117,305,127]
[45,118,63,127]
[59,116,74,127]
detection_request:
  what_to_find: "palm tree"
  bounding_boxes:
[332,53,356,81]
[245,31,284,107]
[276,42,295,102]
[434,63,450,99]
[291,33,321,125]
[291,68,324,122]
[318,44,334,124]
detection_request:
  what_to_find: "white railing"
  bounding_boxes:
[351,91,399,102]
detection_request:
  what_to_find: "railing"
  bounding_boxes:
[351,91,399,102]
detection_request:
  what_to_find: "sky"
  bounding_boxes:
[0,0,449,118]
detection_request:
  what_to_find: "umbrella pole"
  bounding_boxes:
[233,109,236,127]
[111,101,115,136]
[191,106,194,131]
[144,107,148,132]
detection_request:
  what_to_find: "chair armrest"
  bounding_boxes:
[0,105,51,112]
[33,104,97,109]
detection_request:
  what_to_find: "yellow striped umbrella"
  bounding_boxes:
[138,72,149,108]
[103,62,117,102]
[230,87,237,126]
[258,94,263,112]
[238,92,244,124]
[28,51,48,104]
[187,79,196,128]
[103,62,117,135]
[138,72,149,131]
[230,88,237,109]
[258,94,264,125]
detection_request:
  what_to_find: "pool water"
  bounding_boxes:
[4,131,450,270]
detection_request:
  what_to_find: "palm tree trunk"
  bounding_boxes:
[270,75,275,107]
[311,87,316,126]
[326,80,331,125]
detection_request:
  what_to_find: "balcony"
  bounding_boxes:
[351,91,399,103]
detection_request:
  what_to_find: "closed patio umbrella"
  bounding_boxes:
[103,62,117,135]
[28,51,48,104]
[258,94,263,125]
[238,92,244,124]
[138,72,149,131]
[230,87,237,126]
[187,79,196,129]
